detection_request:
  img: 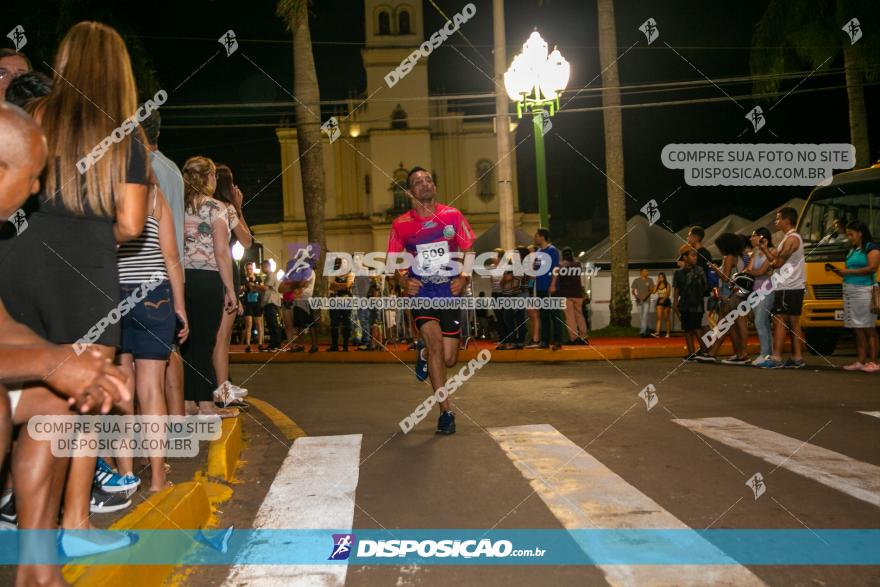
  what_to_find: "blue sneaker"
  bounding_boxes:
[436,411,456,435]
[415,339,429,381]
[783,358,806,369]
[94,458,140,494]
[756,357,784,369]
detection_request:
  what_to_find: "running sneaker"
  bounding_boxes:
[436,411,456,435]
[89,486,132,514]
[0,492,16,530]
[860,362,880,373]
[783,358,806,369]
[756,357,785,369]
[94,458,140,494]
[751,355,769,366]
[722,356,751,366]
[843,362,865,371]
[59,529,137,558]
[415,339,429,382]
[693,353,717,363]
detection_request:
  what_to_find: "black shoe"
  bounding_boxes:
[436,411,456,435]
[0,492,16,530]
[90,486,132,514]
[245,345,252,353]
[326,346,339,352]
[309,345,318,353]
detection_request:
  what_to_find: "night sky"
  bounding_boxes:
[5,0,879,252]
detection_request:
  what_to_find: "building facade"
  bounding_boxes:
[251,0,538,262]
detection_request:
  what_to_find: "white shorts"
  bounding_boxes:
[843,283,875,329]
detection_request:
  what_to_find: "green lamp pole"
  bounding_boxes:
[504,31,570,230]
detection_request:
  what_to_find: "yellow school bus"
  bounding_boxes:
[796,162,880,355]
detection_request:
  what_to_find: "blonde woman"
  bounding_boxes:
[0,21,148,565]
[181,156,238,417]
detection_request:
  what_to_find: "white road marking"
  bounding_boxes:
[858,411,880,420]
[673,417,880,507]
[224,434,363,587]
[490,424,765,586]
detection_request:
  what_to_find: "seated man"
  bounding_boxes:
[0,101,130,586]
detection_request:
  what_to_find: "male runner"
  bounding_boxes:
[387,167,474,435]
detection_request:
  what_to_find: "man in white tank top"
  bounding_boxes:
[755,206,806,369]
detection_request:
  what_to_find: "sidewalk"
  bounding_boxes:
[229,336,770,364]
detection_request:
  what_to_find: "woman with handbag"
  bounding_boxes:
[828,220,879,372]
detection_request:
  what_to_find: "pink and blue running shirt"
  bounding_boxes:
[387,204,475,298]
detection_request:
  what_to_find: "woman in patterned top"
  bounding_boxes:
[181,156,238,417]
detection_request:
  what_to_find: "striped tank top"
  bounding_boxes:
[118,192,168,284]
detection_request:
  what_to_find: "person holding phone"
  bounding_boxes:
[827,220,879,372]
[747,228,776,364]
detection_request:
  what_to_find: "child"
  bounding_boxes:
[673,245,712,361]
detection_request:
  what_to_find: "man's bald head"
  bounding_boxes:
[0,102,47,220]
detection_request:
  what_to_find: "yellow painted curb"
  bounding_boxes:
[247,397,307,441]
[67,418,244,586]
[64,481,212,586]
[207,417,243,482]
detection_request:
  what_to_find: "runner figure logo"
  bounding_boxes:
[7,25,26,50]
[286,242,320,281]
[637,384,658,412]
[640,199,660,226]
[9,208,28,236]
[321,117,341,143]
[746,105,765,133]
[328,533,356,560]
[638,18,659,45]
[219,29,238,56]
[746,472,766,500]
[842,18,862,45]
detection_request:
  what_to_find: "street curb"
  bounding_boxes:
[66,419,244,586]
[207,417,243,482]
[230,340,761,364]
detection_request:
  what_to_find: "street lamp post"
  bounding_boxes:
[504,31,570,230]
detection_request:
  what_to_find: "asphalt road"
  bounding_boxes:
[210,355,880,587]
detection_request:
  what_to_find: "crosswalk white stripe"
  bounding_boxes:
[224,434,363,587]
[673,417,880,507]
[858,411,880,420]
[489,424,765,586]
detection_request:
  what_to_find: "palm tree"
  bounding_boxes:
[277,0,328,296]
[597,0,631,326]
[751,0,880,168]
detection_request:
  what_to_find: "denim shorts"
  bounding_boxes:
[120,280,176,360]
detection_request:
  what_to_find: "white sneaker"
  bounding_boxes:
[751,355,768,366]
[228,383,248,398]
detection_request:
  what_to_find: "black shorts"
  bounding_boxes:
[772,289,805,316]
[412,308,461,338]
[243,300,262,317]
[680,311,703,331]
[293,305,316,328]
[657,298,671,308]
